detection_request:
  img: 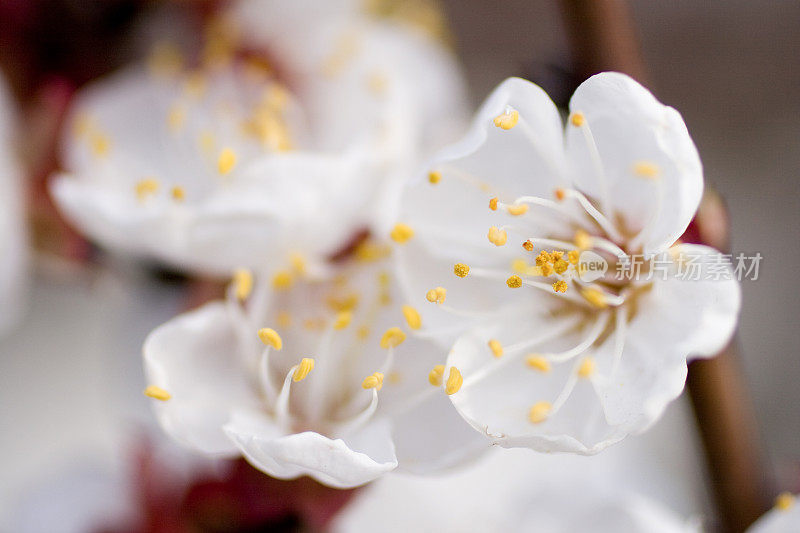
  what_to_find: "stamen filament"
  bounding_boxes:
[546,312,610,363]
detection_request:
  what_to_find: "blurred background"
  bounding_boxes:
[0,0,798,531]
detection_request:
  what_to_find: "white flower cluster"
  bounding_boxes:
[49,0,741,491]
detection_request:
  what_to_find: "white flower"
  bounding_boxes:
[0,74,27,335]
[393,73,741,453]
[748,493,799,533]
[143,248,485,488]
[51,1,467,275]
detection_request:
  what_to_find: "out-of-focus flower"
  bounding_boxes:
[143,250,485,488]
[748,493,799,533]
[0,74,27,335]
[51,0,467,275]
[393,73,740,453]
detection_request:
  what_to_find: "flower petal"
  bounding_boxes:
[224,409,398,488]
[566,72,703,254]
[594,244,741,430]
[143,302,260,455]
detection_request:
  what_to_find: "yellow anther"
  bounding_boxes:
[581,287,608,309]
[633,160,660,179]
[428,364,445,386]
[511,259,527,274]
[489,197,498,211]
[387,371,402,384]
[428,170,442,184]
[574,229,592,250]
[390,223,414,244]
[493,108,519,130]
[258,328,283,350]
[217,147,236,175]
[401,305,422,330]
[362,372,384,390]
[535,250,552,266]
[454,263,470,278]
[377,271,391,288]
[553,280,568,293]
[506,275,522,289]
[540,263,554,277]
[551,251,564,261]
[425,286,446,304]
[232,268,253,300]
[170,186,185,202]
[525,355,551,373]
[276,311,292,328]
[522,240,534,252]
[293,358,315,382]
[356,325,370,340]
[775,492,795,511]
[90,133,111,157]
[569,112,585,127]
[327,293,360,313]
[333,311,352,330]
[379,291,392,306]
[272,271,293,290]
[135,178,160,200]
[528,401,552,424]
[554,188,566,201]
[553,259,569,275]
[578,357,596,378]
[167,105,185,132]
[488,339,504,359]
[199,131,216,155]
[143,385,171,401]
[568,250,580,264]
[487,226,508,246]
[445,367,463,395]
[506,203,529,216]
[380,327,406,349]
[354,241,392,263]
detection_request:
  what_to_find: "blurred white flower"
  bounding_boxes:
[0,75,27,335]
[143,248,485,488]
[748,493,799,533]
[393,73,740,453]
[51,0,467,275]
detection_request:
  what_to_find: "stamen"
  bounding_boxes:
[290,253,306,274]
[135,178,160,200]
[493,107,519,130]
[276,311,292,328]
[489,197,498,211]
[523,240,534,251]
[390,223,414,244]
[632,160,660,179]
[258,328,283,350]
[506,203,529,216]
[445,367,463,395]
[217,147,236,175]
[232,268,253,301]
[525,355,551,372]
[581,287,608,309]
[528,401,551,424]
[293,358,315,382]
[428,170,441,184]
[454,263,470,278]
[487,226,508,246]
[143,385,171,401]
[272,271,293,290]
[577,357,595,378]
[506,275,522,288]
[575,229,592,250]
[546,312,610,363]
[401,305,422,330]
[428,364,445,386]
[488,339,504,358]
[425,286,447,304]
[170,186,185,202]
[333,311,352,330]
[569,112,585,127]
[568,250,580,264]
[166,105,185,132]
[775,492,795,511]
[558,189,622,242]
[552,280,568,293]
[90,132,110,157]
[362,372,385,390]
[380,327,406,348]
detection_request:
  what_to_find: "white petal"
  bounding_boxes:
[143,302,260,455]
[566,72,703,254]
[594,244,741,430]
[224,409,397,488]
